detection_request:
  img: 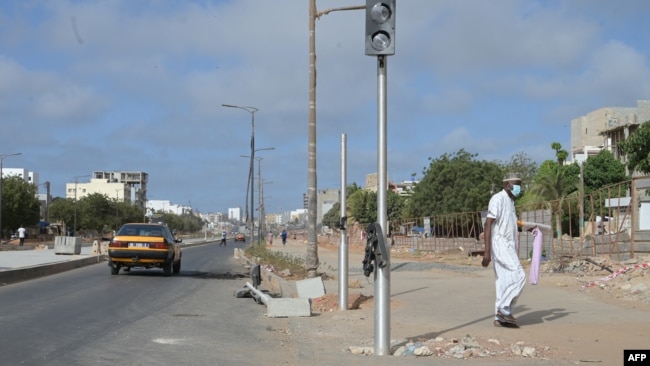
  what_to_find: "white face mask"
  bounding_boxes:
[511,184,521,197]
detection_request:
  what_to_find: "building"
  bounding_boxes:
[571,99,650,175]
[66,178,131,203]
[228,207,242,221]
[146,200,191,215]
[1,168,38,186]
[317,188,340,228]
[392,179,418,197]
[65,171,148,207]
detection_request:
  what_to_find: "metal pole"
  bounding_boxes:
[222,104,259,243]
[250,111,256,243]
[257,157,262,242]
[339,134,348,310]
[0,153,21,245]
[375,55,390,356]
[579,162,584,240]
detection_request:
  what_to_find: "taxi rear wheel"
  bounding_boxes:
[173,259,181,274]
[163,260,173,276]
[111,264,121,275]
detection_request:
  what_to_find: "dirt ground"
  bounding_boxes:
[302,241,650,362]
[312,241,650,313]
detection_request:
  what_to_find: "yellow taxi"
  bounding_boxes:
[108,223,182,276]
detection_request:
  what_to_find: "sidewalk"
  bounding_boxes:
[264,236,650,365]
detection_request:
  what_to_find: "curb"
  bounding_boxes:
[0,255,107,286]
[0,238,214,286]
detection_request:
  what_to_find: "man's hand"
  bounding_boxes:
[482,253,491,268]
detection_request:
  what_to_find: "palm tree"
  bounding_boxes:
[528,162,579,238]
[551,142,569,165]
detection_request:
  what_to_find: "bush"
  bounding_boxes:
[244,244,307,278]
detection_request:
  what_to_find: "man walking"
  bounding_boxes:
[482,173,526,327]
[280,229,288,246]
[220,230,227,246]
[17,225,26,246]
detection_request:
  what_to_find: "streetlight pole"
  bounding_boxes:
[241,147,275,243]
[0,152,22,245]
[223,103,259,242]
[72,175,90,236]
[307,0,365,277]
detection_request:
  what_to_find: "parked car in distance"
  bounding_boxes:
[108,223,182,276]
[234,233,246,242]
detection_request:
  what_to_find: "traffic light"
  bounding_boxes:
[365,0,396,56]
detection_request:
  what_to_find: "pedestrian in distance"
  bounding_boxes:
[482,173,526,328]
[17,225,26,246]
[220,230,227,246]
[281,229,288,246]
[267,231,273,245]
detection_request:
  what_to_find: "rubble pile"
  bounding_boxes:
[349,334,552,360]
[540,255,650,303]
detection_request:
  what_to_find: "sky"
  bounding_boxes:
[2,0,650,215]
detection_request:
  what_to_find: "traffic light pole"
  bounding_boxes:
[365,0,394,356]
[374,54,390,356]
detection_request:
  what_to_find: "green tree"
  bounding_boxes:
[386,190,406,223]
[619,120,650,174]
[48,197,74,227]
[1,175,40,237]
[528,160,579,238]
[405,149,503,218]
[583,150,628,193]
[502,151,538,189]
[347,189,377,224]
[322,202,341,229]
[78,193,113,233]
[551,142,569,165]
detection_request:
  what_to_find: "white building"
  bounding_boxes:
[1,168,38,186]
[146,200,191,215]
[228,207,242,221]
[66,178,131,202]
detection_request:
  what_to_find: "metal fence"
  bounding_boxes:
[324,176,649,261]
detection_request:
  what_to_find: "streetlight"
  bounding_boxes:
[223,103,259,241]
[72,174,90,236]
[241,147,275,243]
[307,1,365,277]
[0,152,22,245]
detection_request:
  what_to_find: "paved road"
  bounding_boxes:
[0,240,298,366]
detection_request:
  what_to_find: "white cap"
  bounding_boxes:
[503,173,521,182]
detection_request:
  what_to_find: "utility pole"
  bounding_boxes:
[307,0,365,278]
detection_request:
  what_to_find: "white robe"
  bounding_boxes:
[487,189,526,317]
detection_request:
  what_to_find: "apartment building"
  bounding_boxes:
[571,99,650,174]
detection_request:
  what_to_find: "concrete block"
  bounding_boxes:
[296,277,326,299]
[266,298,312,317]
[54,236,82,255]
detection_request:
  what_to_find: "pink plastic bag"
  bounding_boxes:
[529,227,543,285]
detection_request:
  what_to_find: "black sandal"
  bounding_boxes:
[496,310,517,324]
[494,319,520,328]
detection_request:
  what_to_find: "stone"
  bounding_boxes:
[522,346,537,357]
[413,346,433,356]
[348,346,373,355]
